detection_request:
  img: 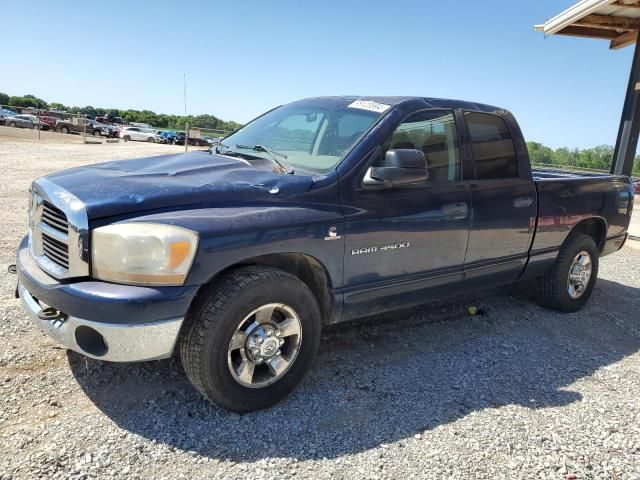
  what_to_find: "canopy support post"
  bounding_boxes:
[612,33,640,176]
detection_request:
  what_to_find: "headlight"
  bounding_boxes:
[92,223,198,286]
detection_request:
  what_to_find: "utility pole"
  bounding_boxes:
[184,73,188,153]
[37,101,41,141]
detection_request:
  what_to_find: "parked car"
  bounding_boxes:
[152,131,169,144]
[633,178,640,195]
[95,116,124,125]
[189,137,209,147]
[172,131,186,145]
[129,122,153,130]
[202,136,221,145]
[5,114,50,130]
[56,118,112,137]
[15,96,634,413]
[0,107,16,125]
[120,127,164,143]
[159,130,177,144]
[173,131,209,146]
[38,115,58,130]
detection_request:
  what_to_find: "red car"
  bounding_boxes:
[38,115,58,130]
[634,178,640,195]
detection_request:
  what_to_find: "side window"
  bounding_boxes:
[465,112,518,180]
[381,110,460,183]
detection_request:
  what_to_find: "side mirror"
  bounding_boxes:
[363,149,429,187]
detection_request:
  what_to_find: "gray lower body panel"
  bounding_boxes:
[19,282,184,362]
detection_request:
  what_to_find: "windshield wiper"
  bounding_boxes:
[214,141,229,154]
[235,144,294,175]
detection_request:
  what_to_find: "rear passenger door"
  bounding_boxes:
[462,111,536,284]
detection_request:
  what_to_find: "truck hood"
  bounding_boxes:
[44,151,315,219]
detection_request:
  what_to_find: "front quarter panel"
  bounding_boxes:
[113,197,345,289]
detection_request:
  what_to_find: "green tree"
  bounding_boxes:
[48,102,69,111]
[8,94,48,108]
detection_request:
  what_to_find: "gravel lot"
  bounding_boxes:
[1,129,639,479]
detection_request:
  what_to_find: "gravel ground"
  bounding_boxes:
[1,132,639,479]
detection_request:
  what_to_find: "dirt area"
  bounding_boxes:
[0,131,639,479]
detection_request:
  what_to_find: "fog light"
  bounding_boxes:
[74,326,108,357]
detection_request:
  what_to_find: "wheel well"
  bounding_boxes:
[208,253,334,323]
[569,218,606,252]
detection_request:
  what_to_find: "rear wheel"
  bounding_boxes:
[9,122,16,128]
[180,267,322,412]
[93,130,101,137]
[147,137,155,143]
[538,233,599,312]
[60,126,69,134]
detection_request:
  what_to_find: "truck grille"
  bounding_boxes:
[42,201,69,234]
[42,232,69,269]
[29,178,89,279]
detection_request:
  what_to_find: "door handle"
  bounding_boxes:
[441,202,468,216]
[513,196,533,208]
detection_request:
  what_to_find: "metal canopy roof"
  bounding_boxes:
[535,0,640,49]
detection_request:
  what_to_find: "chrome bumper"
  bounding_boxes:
[18,282,184,362]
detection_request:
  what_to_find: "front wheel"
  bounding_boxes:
[60,126,69,134]
[8,122,16,128]
[538,233,599,312]
[180,267,322,412]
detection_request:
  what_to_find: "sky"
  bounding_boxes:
[1,0,635,150]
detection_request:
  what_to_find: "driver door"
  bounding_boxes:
[340,110,471,320]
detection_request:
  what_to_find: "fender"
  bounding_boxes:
[115,204,346,289]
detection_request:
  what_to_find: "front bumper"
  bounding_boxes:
[16,236,198,362]
[19,283,184,361]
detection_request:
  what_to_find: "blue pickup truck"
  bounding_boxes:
[16,96,634,411]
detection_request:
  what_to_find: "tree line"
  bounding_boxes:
[0,92,243,132]
[527,142,640,175]
[2,92,639,173]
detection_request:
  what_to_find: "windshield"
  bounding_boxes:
[218,100,386,174]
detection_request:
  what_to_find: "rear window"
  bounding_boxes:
[465,112,518,180]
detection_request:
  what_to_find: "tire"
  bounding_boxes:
[538,233,599,312]
[93,130,101,137]
[60,126,69,134]
[9,122,16,128]
[180,266,322,412]
[123,135,130,141]
[32,124,38,130]
[147,137,155,143]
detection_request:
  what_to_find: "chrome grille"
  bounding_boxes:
[29,178,89,279]
[41,232,69,269]
[41,201,69,234]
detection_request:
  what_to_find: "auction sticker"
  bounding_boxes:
[347,100,391,113]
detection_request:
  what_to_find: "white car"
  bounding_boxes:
[129,122,153,129]
[120,127,164,143]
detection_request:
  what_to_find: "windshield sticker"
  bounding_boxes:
[347,100,391,113]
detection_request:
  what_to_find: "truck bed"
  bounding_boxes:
[530,168,633,258]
